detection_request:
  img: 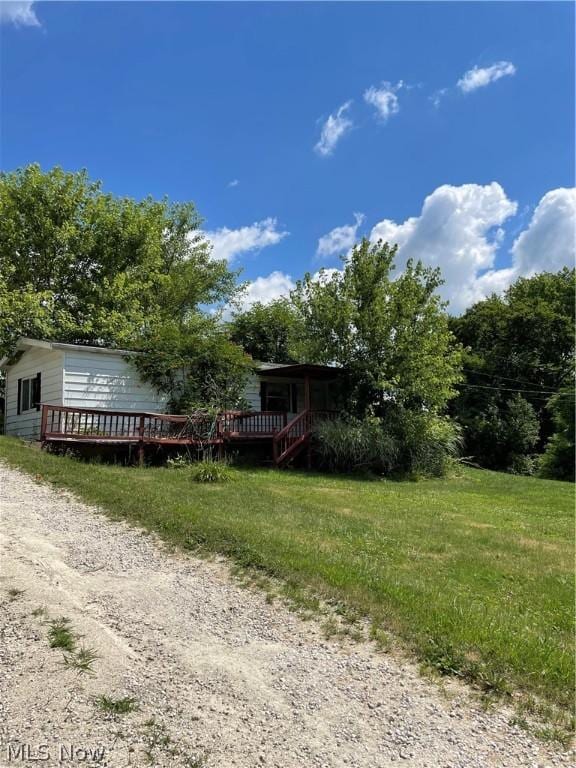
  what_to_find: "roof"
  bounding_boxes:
[256,362,344,380]
[0,337,134,369]
[0,338,344,380]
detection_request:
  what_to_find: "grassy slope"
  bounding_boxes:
[0,437,573,721]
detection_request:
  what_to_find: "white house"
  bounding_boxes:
[0,338,167,439]
[0,338,340,441]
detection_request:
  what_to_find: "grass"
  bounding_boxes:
[0,436,573,732]
[48,617,76,652]
[95,695,138,715]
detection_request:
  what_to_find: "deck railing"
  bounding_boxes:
[220,410,287,436]
[40,405,201,443]
[272,409,338,466]
[41,405,290,443]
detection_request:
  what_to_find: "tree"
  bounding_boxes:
[291,238,463,416]
[451,269,575,472]
[131,317,253,413]
[228,299,301,363]
[539,387,575,481]
[0,164,237,357]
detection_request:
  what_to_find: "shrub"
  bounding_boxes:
[315,411,461,478]
[166,453,234,482]
[460,394,539,474]
[539,387,575,481]
[385,408,462,477]
[314,417,398,474]
[189,458,234,483]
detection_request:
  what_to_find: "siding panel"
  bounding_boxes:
[63,351,167,412]
[4,349,64,439]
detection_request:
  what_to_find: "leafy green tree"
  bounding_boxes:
[0,164,236,357]
[451,269,575,472]
[539,387,575,481]
[291,238,463,416]
[131,318,253,413]
[228,299,301,363]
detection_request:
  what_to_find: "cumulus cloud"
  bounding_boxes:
[232,271,296,313]
[369,183,519,313]
[0,1,39,26]
[227,179,239,188]
[364,81,403,122]
[316,213,365,258]
[314,101,354,157]
[509,188,576,275]
[204,218,288,263]
[457,61,516,94]
[368,183,576,313]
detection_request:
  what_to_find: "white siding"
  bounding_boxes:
[63,351,167,412]
[4,348,64,439]
[243,372,262,410]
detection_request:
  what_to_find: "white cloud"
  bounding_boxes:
[316,213,364,258]
[369,183,519,313]
[430,88,448,109]
[314,101,354,157]
[364,81,403,122]
[457,61,516,94]
[204,218,288,263]
[0,1,39,26]
[227,179,239,188]
[233,271,295,313]
[510,188,576,275]
[369,183,576,313]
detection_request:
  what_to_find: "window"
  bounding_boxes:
[261,382,297,413]
[17,373,41,414]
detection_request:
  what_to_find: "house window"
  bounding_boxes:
[261,382,297,413]
[17,373,41,414]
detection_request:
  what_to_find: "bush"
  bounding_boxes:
[189,457,234,483]
[459,394,539,474]
[166,453,234,482]
[314,411,460,477]
[314,417,398,474]
[539,387,575,481]
[384,408,462,477]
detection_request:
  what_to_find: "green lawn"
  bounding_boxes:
[0,436,573,729]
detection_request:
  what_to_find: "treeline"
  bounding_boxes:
[449,270,574,480]
[1,165,573,479]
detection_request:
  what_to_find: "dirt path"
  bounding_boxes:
[0,463,571,768]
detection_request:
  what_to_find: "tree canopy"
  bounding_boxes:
[228,299,300,364]
[0,164,236,357]
[450,268,575,474]
[290,238,463,416]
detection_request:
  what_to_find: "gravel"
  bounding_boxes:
[0,462,572,767]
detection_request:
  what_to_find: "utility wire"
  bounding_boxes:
[461,367,566,391]
[456,381,575,398]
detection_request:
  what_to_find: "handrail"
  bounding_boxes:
[272,409,339,466]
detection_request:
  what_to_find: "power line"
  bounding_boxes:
[456,381,575,398]
[461,367,565,391]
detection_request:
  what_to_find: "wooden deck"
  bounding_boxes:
[40,404,337,467]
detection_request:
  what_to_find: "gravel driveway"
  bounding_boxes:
[0,463,571,768]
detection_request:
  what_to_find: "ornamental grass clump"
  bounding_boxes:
[189,457,234,483]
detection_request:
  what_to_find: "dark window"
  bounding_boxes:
[261,382,297,412]
[17,373,41,413]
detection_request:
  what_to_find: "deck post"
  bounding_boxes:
[304,375,311,412]
[40,404,48,443]
[138,414,145,467]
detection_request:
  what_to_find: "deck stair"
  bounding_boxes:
[272,409,336,468]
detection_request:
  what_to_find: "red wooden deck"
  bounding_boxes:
[40,404,337,467]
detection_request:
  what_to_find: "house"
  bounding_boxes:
[0,338,341,467]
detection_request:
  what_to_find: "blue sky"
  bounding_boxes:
[1,1,574,312]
